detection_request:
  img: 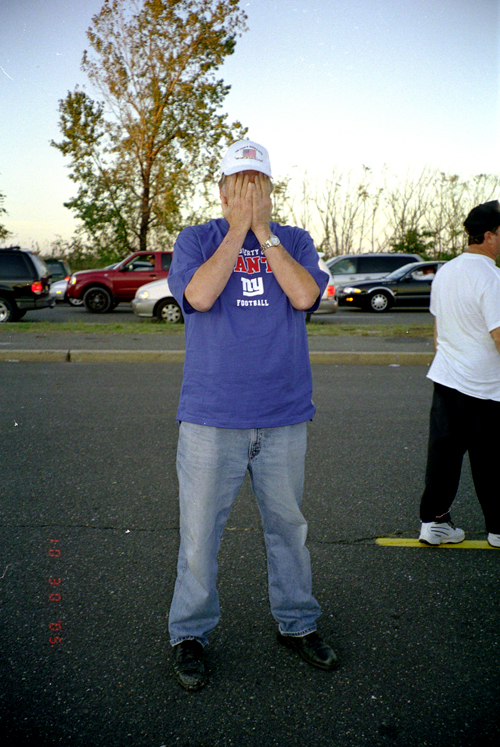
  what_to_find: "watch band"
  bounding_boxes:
[261,234,280,252]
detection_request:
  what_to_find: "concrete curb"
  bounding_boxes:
[69,349,186,363]
[0,349,70,362]
[0,349,434,365]
[309,351,434,365]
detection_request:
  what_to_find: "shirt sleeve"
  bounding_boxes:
[275,224,329,312]
[167,226,207,315]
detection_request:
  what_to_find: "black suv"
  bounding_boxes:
[0,246,54,322]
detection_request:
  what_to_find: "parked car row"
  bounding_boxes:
[66,252,173,313]
[326,252,423,286]
[0,245,440,323]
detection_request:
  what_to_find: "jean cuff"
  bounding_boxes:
[278,625,316,638]
[170,636,207,648]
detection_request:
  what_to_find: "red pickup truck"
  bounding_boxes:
[66,251,173,313]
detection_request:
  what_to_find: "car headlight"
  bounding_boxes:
[137,290,150,300]
[69,276,77,285]
[341,287,362,294]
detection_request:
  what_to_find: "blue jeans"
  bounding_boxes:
[168,422,321,646]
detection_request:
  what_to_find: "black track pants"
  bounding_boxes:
[420,382,500,533]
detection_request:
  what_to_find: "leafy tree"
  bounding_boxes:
[52,0,247,260]
[390,229,435,258]
[0,182,11,242]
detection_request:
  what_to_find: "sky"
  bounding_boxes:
[0,0,499,252]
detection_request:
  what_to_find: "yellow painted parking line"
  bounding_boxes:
[376,538,497,549]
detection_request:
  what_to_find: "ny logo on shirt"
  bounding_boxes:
[241,277,264,297]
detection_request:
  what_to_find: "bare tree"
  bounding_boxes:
[386,170,500,259]
[276,167,387,257]
[383,168,435,250]
[0,181,11,243]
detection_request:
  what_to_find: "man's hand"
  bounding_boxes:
[250,173,273,237]
[184,172,255,313]
[222,172,273,240]
[221,172,253,235]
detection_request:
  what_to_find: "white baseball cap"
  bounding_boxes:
[220,140,272,178]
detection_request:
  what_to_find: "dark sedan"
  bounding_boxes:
[335,261,446,312]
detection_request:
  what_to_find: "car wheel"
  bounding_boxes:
[156,299,183,324]
[83,286,113,313]
[368,292,392,312]
[0,296,17,323]
[68,296,84,307]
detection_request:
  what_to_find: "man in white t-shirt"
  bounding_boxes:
[419,200,500,548]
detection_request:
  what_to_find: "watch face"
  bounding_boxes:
[262,235,280,251]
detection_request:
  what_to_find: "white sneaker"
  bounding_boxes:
[419,521,465,545]
[487,533,500,548]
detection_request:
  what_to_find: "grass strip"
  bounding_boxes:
[1,320,183,335]
[306,322,433,337]
[1,319,434,337]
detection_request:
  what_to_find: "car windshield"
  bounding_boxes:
[383,262,422,281]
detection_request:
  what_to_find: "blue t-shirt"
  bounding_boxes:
[168,218,329,428]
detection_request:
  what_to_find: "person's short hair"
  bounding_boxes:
[467,225,500,245]
[468,232,497,245]
[464,200,500,244]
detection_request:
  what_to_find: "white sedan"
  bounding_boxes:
[132,277,183,323]
[49,279,84,306]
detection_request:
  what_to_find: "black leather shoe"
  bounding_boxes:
[172,640,208,691]
[277,631,338,671]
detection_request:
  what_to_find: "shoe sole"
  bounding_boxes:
[419,536,465,546]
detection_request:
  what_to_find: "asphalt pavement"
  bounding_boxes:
[1,353,499,747]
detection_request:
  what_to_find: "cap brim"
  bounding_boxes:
[221,163,272,178]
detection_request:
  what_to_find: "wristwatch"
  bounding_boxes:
[260,234,280,252]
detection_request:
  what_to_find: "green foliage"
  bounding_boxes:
[390,229,433,258]
[46,236,125,271]
[52,0,248,259]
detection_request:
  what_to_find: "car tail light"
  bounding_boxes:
[31,281,44,295]
[64,275,70,281]
[326,284,335,298]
